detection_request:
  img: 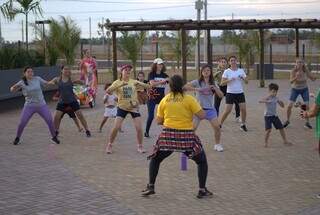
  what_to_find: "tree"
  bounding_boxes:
[170,31,196,69]
[118,31,144,77]
[1,0,43,51]
[48,16,81,65]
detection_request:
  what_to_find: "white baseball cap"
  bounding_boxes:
[153,58,164,64]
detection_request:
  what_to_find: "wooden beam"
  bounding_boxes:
[207,29,212,66]
[295,28,299,58]
[181,29,187,83]
[112,30,117,81]
[259,29,265,88]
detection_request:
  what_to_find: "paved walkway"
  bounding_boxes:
[0,80,320,215]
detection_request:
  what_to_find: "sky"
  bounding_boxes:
[1,0,320,41]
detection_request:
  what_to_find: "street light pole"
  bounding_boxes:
[203,0,208,62]
[195,0,203,75]
[35,20,51,65]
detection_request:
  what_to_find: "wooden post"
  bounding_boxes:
[112,30,118,81]
[259,29,265,88]
[302,44,305,60]
[269,43,272,64]
[295,28,299,58]
[181,29,187,83]
[207,29,212,66]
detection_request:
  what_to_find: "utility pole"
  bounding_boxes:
[89,17,92,54]
[0,16,2,46]
[22,20,24,43]
[195,0,203,75]
[203,0,208,62]
[35,20,51,65]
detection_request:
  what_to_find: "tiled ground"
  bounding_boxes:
[0,79,319,215]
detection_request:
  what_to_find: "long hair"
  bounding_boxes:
[198,64,214,85]
[149,63,166,77]
[294,59,307,73]
[169,75,184,97]
[22,66,32,86]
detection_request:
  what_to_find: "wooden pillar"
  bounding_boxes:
[112,30,117,81]
[295,28,299,58]
[259,29,265,88]
[181,29,187,83]
[269,43,272,64]
[302,44,305,60]
[207,29,212,66]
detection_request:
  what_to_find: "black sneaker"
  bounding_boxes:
[85,130,91,137]
[304,122,313,129]
[240,124,248,132]
[55,130,59,137]
[197,188,213,199]
[283,121,290,128]
[141,184,155,196]
[51,136,60,144]
[144,132,150,138]
[13,137,21,145]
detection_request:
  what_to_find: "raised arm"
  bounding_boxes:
[277,99,285,108]
[47,77,59,85]
[10,81,22,93]
[211,85,224,98]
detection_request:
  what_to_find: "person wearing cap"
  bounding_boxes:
[105,64,151,154]
[145,58,169,138]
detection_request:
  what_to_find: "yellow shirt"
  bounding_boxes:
[157,92,202,130]
[108,79,149,111]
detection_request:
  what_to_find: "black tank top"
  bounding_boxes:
[58,78,77,103]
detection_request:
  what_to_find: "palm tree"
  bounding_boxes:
[48,16,81,65]
[1,0,43,51]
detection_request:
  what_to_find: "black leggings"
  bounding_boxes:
[149,150,208,189]
[214,85,240,117]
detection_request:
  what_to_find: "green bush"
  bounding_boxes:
[0,44,45,70]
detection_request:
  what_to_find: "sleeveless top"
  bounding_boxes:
[58,78,77,103]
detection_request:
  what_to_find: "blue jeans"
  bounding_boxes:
[289,87,309,103]
[145,100,157,134]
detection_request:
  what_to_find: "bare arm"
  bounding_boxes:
[72,79,85,85]
[150,79,168,87]
[10,83,22,93]
[183,83,199,92]
[306,69,316,81]
[194,109,206,120]
[47,77,58,85]
[135,81,151,89]
[277,100,285,108]
[290,70,298,84]
[211,85,224,98]
[156,116,164,125]
[220,77,234,86]
[302,103,319,118]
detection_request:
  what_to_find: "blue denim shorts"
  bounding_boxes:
[289,87,309,103]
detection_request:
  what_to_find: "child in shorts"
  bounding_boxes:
[259,83,292,147]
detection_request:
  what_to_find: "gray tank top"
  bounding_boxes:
[58,78,77,103]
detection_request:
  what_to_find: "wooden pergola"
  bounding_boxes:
[106,18,320,86]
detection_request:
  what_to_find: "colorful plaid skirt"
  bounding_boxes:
[148,128,203,159]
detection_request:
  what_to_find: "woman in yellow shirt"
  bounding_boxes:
[142,75,213,199]
[106,64,151,154]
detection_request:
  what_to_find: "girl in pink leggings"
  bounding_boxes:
[10,67,60,145]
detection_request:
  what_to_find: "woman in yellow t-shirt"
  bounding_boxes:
[105,64,151,154]
[142,75,213,199]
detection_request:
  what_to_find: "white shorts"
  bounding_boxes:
[104,107,117,117]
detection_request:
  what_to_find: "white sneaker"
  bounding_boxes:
[235,117,242,123]
[214,144,224,152]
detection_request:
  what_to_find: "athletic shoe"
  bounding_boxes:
[55,130,59,137]
[316,194,320,199]
[235,117,241,123]
[283,121,290,128]
[137,145,146,153]
[197,188,213,199]
[240,124,248,132]
[13,137,21,145]
[106,143,112,154]
[51,136,60,144]
[141,184,155,196]
[214,144,224,152]
[85,130,91,137]
[304,122,313,129]
[144,132,150,138]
